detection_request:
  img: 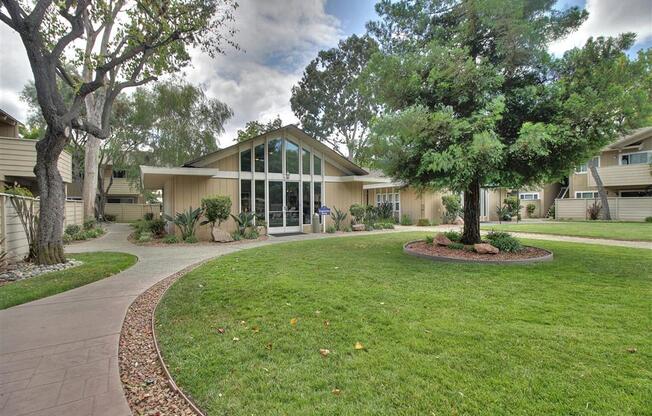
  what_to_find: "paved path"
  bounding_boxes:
[2,223,649,416]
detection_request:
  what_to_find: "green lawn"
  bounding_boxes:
[0,252,137,309]
[156,233,652,415]
[481,221,652,241]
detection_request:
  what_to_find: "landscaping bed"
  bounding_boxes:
[404,240,552,263]
[481,221,652,241]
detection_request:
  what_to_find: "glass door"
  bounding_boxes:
[268,181,284,231]
[285,181,301,232]
[268,180,302,234]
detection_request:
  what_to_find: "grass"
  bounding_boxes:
[481,221,652,241]
[0,252,137,309]
[156,233,652,415]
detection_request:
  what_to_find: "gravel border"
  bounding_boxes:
[119,261,209,415]
[403,240,554,264]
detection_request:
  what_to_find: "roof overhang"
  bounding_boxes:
[606,127,652,150]
[140,166,220,189]
[363,180,404,189]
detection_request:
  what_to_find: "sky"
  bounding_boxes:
[0,0,651,147]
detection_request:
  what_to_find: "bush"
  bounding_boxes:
[442,194,462,224]
[104,214,117,222]
[382,222,395,229]
[503,196,522,220]
[374,222,394,230]
[486,231,523,253]
[143,212,154,221]
[201,196,232,233]
[646,216,652,223]
[349,204,366,224]
[326,225,337,233]
[62,234,73,244]
[400,214,413,225]
[138,234,152,243]
[163,235,179,244]
[587,201,602,220]
[376,202,394,222]
[343,225,352,232]
[65,224,81,236]
[73,232,88,241]
[149,219,166,237]
[526,203,536,217]
[496,205,511,222]
[416,218,430,226]
[243,228,259,240]
[547,204,556,219]
[443,231,461,242]
[425,235,434,245]
[184,235,199,244]
[164,207,203,240]
[448,242,464,250]
[83,218,96,230]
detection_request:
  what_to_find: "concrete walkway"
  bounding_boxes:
[1,223,649,416]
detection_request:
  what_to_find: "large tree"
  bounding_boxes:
[291,34,379,163]
[365,0,650,244]
[236,116,283,142]
[1,0,237,264]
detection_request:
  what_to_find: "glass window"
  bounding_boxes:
[313,155,322,176]
[240,149,251,172]
[303,182,311,224]
[302,149,311,174]
[621,152,650,165]
[620,190,648,197]
[240,180,251,212]
[314,182,322,223]
[575,191,599,199]
[286,140,299,174]
[255,144,265,172]
[268,139,282,173]
[112,170,126,178]
[255,180,265,220]
[575,156,600,173]
[519,193,539,200]
[268,181,283,227]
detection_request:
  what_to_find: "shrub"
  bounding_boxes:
[138,234,152,243]
[330,207,348,231]
[526,203,536,217]
[416,218,430,226]
[184,235,199,244]
[83,229,98,239]
[448,242,464,250]
[73,232,88,241]
[201,196,232,233]
[425,235,434,245]
[547,204,556,219]
[343,225,352,232]
[486,231,523,253]
[231,211,256,237]
[496,205,511,222]
[104,214,117,222]
[374,222,395,230]
[646,216,652,223]
[149,219,166,237]
[376,202,394,222]
[349,204,366,224]
[364,205,378,228]
[164,207,203,240]
[243,228,259,240]
[231,232,242,241]
[62,234,73,244]
[442,194,462,224]
[143,212,154,221]
[443,231,461,242]
[382,222,395,229]
[163,235,179,244]
[65,224,81,236]
[83,218,96,230]
[326,225,336,233]
[400,214,413,225]
[503,196,522,220]
[587,201,602,220]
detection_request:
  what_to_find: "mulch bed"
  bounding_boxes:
[128,234,268,246]
[119,263,206,416]
[405,241,551,262]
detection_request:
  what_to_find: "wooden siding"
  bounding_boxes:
[0,136,72,183]
[324,182,364,227]
[325,161,346,176]
[586,164,652,188]
[204,153,238,170]
[104,203,161,223]
[556,197,652,221]
[104,177,141,196]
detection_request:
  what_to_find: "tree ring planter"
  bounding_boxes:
[403,240,553,264]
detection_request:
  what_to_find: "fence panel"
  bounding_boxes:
[556,197,652,221]
[64,200,84,226]
[104,203,161,222]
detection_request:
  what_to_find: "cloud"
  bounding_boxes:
[550,0,652,55]
[0,25,33,122]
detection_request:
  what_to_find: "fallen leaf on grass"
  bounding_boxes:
[290,318,298,326]
[232,337,240,342]
[354,342,365,350]
[319,348,330,357]
[217,328,225,334]
[323,320,330,327]
[332,388,341,395]
[265,342,273,350]
[626,347,637,353]
[252,325,260,333]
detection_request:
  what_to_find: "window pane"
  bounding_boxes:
[241,179,251,212]
[269,181,283,227]
[313,155,322,176]
[303,182,311,224]
[286,140,299,174]
[268,139,282,173]
[302,149,311,174]
[624,153,649,165]
[255,144,265,172]
[240,149,251,172]
[314,182,322,223]
[255,180,265,220]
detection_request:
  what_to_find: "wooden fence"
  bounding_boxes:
[104,203,161,222]
[556,197,652,221]
[0,194,83,263]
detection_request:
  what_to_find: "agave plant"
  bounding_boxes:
[330,207,348,231]
[231,211,256,236]
[376,202,395,222]
[164,207,203,240]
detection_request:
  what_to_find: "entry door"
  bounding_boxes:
[268,180,302,234]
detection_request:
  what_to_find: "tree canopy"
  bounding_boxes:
[291,34,379,163]
[236,116,283,142]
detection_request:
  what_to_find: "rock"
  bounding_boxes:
[453,216,464,225]
[352,224,366,232]
[434,233,452,246]
[212,227,233,242]
[474,243,499,254]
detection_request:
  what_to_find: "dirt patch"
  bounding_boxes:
[119,263,205,415]
[405,241,552,263]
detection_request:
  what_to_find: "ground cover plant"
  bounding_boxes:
[156,233,651,415]
[481,221,652,241]
[0,252,136,309]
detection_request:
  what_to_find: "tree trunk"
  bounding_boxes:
[461,179,481,244]
[83,135,101,219]
[588,159,611,220]
[34,129,67,265]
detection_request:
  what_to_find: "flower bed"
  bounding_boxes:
[404,240,553,264]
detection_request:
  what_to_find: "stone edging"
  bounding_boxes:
[403,240,554,264]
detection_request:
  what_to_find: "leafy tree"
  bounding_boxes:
[1,0,237,264]
[291,35,379,163]
[365,0,650,244]
[201,196,232,234]
[236,116,283,142]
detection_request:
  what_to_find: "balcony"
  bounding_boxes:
[0,136,72,183]
[103,177,140,196]
[587,164,652,187]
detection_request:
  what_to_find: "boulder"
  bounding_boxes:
[434,233,452,246]
[212,227,234,243]
[453,216,464,225]
[352,223,366,232]
[474,243,499,254]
